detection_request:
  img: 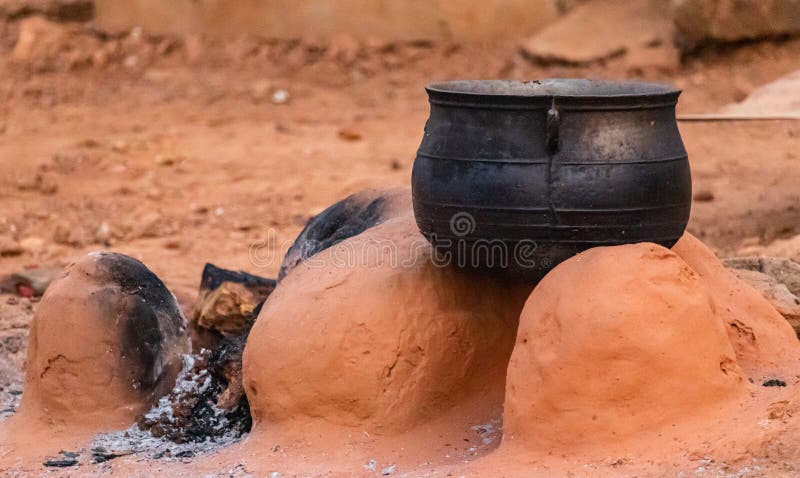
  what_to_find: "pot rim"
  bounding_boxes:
[426,79,680,98]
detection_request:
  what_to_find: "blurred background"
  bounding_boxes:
[0,0,799,301]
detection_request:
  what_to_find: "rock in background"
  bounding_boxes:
[672,0,800,49]
[521,0,800,66]
[720,69,800,116]
[0,0,94,22]
[724,257,800,334]
[520,0,679,69]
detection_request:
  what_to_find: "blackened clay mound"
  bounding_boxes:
[18,252,189,429]
[245,211,532,434]
[279,188,411,280]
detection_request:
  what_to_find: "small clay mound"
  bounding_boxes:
[278,188,411,280]
[503,243,745,450]
[19,252,189,429]
[244,211,531,434]
[673,233,800,377]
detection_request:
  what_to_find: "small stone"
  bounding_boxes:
[94,222,111,244]
[91,447,132,463]
[155,38,178,56]
[43,457,77,467]
[381,464,397,475]
[12,17,69,63]
[162,239,183,250]
[337,127,363,141]
[16,172,58,194]
[19,236,46,254]
[0,238,24,257]
[693,190,715,202]
[271,89,290,104]
[154,154,185,167]
[111,140,130,153]
[190,203,209,214]
[763,379,787,387]
[78,138,102,148]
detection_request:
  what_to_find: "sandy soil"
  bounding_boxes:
[1,31,799,293]
[1,17,800,477]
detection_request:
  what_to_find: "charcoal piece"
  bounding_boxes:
[137,341,251,443]
[192,264,276,337]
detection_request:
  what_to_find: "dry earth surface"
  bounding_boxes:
[1,13,800,477]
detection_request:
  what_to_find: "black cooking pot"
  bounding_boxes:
[411,79,691,281]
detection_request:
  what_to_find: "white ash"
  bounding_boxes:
[91,424,245,462]
[471,417,501,446]
[92,352,248,460]
[138,351,251,443]
[0,382,22,421]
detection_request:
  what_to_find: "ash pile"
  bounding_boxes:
[136,263,274,445]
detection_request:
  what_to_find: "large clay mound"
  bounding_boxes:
[243,211,532,434]
[503,243,746,450]
[16,252,189,430]
[673,233,800,377]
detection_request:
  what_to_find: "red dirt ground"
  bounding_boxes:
[1,17,800,477]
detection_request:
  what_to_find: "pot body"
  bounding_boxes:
[411,79,691,281]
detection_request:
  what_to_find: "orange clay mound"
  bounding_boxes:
[673,233,800,377]
[243,211,531,434]
[6,252,189,446]
[503,242,746,450]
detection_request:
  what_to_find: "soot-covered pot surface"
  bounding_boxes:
[411,79,692,281]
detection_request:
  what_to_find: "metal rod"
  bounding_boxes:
[677,113,800,122]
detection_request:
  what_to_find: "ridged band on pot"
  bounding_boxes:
[411,79,692,281]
